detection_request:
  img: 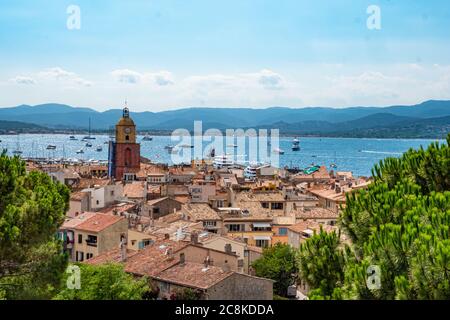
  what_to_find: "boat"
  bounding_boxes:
[13,135,22,155]
[46,145,57,150]
[208,148,216,158]
[291,138,300,151]
[69,135,77,141]
[244,163,258,180]
[330,163,337,169]
[180,144,194,148]
[164,145,174,150]
[213,154,234,169]
[227,144,238,148]
[76,149,84,154]
[104,141,109,144]
[83,118,96,140]
[142,134,153,141]
[85,142,92,147]
[96,145,103,152]
[273,148,285,155]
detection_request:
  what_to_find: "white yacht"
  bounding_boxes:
[76,149,84,154]
[244,164,258,180]
[142,134,153,141]
[273,148,285,155]
[213,154,234,169]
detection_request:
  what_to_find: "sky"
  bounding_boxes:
[0,0,450,111]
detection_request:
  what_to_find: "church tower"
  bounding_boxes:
[108,103,140,181]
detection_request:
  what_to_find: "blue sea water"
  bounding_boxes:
[0,134,444,177]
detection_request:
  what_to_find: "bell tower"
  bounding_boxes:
[108,102,141,181]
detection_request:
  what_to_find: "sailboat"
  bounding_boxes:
[12,135,23,155]
[83,118,96,140]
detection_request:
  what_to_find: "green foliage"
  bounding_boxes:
[299,134,450,300]
[297,229,351,299]
[0,152,70,299]
[169,287,202,300]
[252,243,297,297]
[54,263,150,300]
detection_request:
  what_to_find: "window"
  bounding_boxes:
[125,135,130,141]
[76,251,84,262]
[261,202,269,209]
[96,200,99,205]
[78,234,82,244]
[111,190,114,196]
[86,235,97,246]
[227,224,244,232]
[203,221,217,228]
[271,202,284,210]
[278,227,288,236]
[255,239,269,248]
[86,253,93,260]
[153,208,160,215]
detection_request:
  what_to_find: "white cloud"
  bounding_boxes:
[37,67,92,87]
[111,69,142,84]
[111,69,174,86]
[9,76,35,85]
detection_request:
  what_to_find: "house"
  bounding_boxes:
[49,168,80,188]
[308,187,346,214]
[198,233,262,274]
[67,191,91,218]
[58,212,127,262]
[143,197,183,219]
[291,166,331,184]
[87,239,273,300]
[181,203,223,234]
[189,182,216,203]
[123,181,147,202]
[219,207,273,248]
[287,221,336,249]
[127,229,156,251]
[81,181,124,210]
[294,207,339,225]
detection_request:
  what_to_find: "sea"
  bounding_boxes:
[0,134,444,177]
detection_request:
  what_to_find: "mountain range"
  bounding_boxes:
[0,100,449,138]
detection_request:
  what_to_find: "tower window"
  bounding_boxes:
[125,135,129,141]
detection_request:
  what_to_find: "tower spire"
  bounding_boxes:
[123,99,129,118]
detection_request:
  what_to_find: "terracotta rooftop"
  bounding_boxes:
[124,182,146,199]
[70,191,89,201]
[182,203,221,221]
[308,188,347,202]
[124,240,189,277]
[86,248,138,264]
[294,207,339,219]
[288,220,336,235]
[156,262,233,290]
[62,212,125,233]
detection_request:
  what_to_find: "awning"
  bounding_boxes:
[253,222,271,228]
[254,236,271,241]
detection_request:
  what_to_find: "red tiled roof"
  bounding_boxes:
[63,212,125,233]
[156,262,233,290]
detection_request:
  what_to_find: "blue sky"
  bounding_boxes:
[1,0,450,111]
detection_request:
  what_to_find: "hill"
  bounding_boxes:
[0,100,449,138]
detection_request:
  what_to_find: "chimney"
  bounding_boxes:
[224,243,232,254]
[190,232,199,245]
[204,256,211,268]
[120,234,127,262]
[179,252,185,264]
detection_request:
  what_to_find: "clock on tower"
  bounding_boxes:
[108,103,141,181]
